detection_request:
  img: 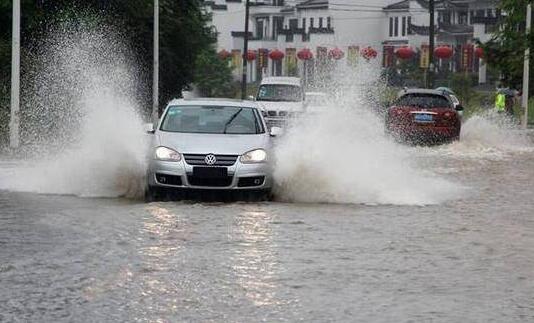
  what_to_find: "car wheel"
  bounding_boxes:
[144,186,161,202]
[251,189,272,202]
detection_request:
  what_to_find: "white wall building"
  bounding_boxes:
[204,0,499,84]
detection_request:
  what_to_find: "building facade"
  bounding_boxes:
[204,0,499,84]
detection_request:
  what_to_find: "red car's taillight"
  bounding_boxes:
[437,111,456,125]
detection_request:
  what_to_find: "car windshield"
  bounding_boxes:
[395,94,452,109]
[160,105,263,134]
[257,84,303,102]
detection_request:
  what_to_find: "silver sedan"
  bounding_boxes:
[146,98,276,201]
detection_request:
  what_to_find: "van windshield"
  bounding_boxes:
[160,105,263,134]
[257,84,303,102]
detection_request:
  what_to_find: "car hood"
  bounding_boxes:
[156,131,270,155]
[256,101,304,112]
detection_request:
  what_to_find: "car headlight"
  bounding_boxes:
[155,146,181,161]
[240,149,267,163]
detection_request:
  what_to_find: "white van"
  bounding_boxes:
[254,77,305,127]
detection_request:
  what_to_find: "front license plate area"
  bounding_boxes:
[193,167,228,178]
[414,114,433,122]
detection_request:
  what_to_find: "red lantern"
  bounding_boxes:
[328,47,345,60]
[395,46,415,60]
[361,46,377,60]
[297,48,313,60]
[243,50,256,61]
[475,47,484,59]
[434,46,453,59]
[218,49,231,60]
[269,49,284,61]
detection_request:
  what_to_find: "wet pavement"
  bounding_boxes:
[1,145,534,322]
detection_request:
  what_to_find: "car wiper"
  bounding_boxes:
[223,108,243,134]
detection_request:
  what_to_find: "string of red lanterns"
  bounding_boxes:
[269,49,284,61]
[243,50,256,61]
[328,47,345,60]
[217,49,231,60]
[223,44,482,63]
[297,48,313,60]
[475,46,484,59]
[395,46,415,60]
[361,46,378,60]
[434,46,454,59]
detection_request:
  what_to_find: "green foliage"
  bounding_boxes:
[0,0,216,111]
[482,0,534,92]
[193,49,235,97]
[450,73,477,102]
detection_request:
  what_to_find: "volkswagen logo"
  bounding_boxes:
[204,154,217,165]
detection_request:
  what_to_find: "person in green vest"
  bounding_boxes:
[495,90,506,113]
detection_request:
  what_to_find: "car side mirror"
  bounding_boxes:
[144,123,155,134]
[270,126,283,137]
[455,105,464,111]
[248,95,255,101]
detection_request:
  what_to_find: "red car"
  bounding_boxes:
[385,89,463,144]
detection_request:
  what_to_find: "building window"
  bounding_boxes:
[319,17,323,28]
[272,16,283,40]
[327,17,331,29]
[302,18,306,29]
[310,17,314,29]
[289,18,298,30]
[407,16,412,34]
[459,11,468,24]
[256,19,264,39]
[394,16,399,37]
[273,0,284,6]
[402,16,406,36]
[389,17,393,37]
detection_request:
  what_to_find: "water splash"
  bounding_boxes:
[428,110,534,160]
[273,62,463,205]
[0,17,147,198]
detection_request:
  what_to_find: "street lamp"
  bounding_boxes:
[152,0,159,128]
[10,0,21,148]
[522,4,531,129]
[241,0,250,100]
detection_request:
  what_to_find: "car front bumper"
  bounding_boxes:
[147,159,273,191]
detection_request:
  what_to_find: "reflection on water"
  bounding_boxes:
[229,207,279,307]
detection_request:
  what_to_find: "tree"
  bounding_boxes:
[482,0,534,93]
[193,48,235,97]
[0,0,216,110]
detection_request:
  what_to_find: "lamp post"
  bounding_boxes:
[241,0,250,100]
[428,0,435,89]
[522,4,531,129]
[10,0,21,148]
[152,0,159,128]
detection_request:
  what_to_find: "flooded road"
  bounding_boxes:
[2,139,534,322]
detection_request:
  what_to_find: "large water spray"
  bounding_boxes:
[0,17,147,197]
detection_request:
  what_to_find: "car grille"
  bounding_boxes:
[155,173,182,186]
[187,176,233,187]
[183,154,238,166]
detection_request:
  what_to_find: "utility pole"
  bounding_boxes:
[428,0,435,89]
[10,0,20,148]
[522,3,531,129]
[241,0,250,100]
[152,0,159,128]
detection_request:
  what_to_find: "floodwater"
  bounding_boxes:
[3,17,534,322]
[1,129,534,322]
